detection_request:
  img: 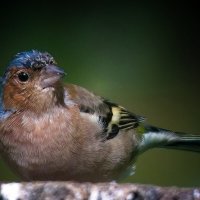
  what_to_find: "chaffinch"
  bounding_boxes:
[0,50,199,182]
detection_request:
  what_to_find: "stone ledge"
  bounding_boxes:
[0,182,200,200]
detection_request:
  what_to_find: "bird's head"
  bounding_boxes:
[1,50,66,113]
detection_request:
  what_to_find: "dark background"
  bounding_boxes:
[0,2,200,186]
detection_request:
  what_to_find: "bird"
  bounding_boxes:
[0,50,199,182]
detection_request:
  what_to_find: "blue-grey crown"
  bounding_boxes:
[7,50,56,69]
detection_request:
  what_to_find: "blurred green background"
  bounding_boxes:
[0,2,200,186]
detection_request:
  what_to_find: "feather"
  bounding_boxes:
[64,84,144,140]
[138,125,200,153]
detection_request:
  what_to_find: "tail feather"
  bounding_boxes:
[138,125,200,153]
[164,135,200,152]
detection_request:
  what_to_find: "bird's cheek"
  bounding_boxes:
[13,93,26,102]
[3,83,27,109]
[3,93,26,109]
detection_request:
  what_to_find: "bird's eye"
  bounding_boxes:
[18,72,29,82]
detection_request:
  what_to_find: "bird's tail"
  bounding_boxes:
[137,125,200,153]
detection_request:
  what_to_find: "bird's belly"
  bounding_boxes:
[2,146,130,182]
[0,108,137,182]
[2,132,136,182]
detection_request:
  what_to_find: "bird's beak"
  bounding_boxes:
[40,65,66,89]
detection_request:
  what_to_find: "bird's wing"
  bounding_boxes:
[64,84,144,139]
